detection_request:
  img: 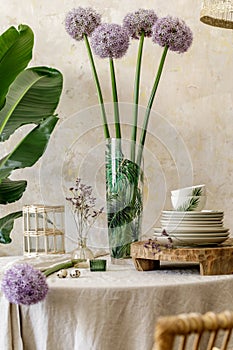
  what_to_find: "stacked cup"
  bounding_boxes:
[171,184,206,211]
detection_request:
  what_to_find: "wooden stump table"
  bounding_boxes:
[131,238,233,276]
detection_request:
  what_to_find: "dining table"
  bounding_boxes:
[1,253,233,350]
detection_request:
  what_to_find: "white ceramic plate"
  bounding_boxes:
[162,212,224,219]
[160,221,223,227]
[161,216,223,222]
[162,210,223,215]
[161,215,223,220]
[161,216,224,221]
[163,210,224,215]
[153,234,229,246]
[154,227,229,234]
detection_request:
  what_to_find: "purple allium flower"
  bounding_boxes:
[91,23,130,59]
[152,16,193,53]
[123,9,158,39]
[65,7,101,41]
[1,264,49,305]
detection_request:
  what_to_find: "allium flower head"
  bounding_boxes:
[152,16,193,53]
[65,7,101,41]
[123,9,158,39]
[91,23,130,59]
[1,264,49,305]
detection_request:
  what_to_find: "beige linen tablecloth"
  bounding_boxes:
[1,255,233,350]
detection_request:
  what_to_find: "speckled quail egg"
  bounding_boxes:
[70,269,81,278]
[57,269,68,278]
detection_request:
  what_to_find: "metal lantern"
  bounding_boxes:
[23,205,65,255]
[200,0,233,29]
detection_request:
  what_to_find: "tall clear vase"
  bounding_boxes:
[105,138,144,264]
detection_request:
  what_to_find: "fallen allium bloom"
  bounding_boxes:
[1,263,49,305]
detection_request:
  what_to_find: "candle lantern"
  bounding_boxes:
[23,205,65,255]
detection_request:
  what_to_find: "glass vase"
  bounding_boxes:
[105,138,144,264]
[71,237,94,268]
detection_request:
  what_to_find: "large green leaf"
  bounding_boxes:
[0,159,13,180]
[0,24,33,109]
[0,178,27,204]
[106,155,143,229]
[0,24,63,244]
[107,187,143,228]
[0,211,22,243]
[0,115,59,179]
[0,66,63,141]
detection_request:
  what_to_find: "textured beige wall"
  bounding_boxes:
[1,0,233,255]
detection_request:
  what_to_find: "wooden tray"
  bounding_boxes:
[131,238,233,275]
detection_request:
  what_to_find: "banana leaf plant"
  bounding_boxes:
[0,24,63,244]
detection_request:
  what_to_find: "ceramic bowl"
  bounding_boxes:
[171,184,206,197]
[171,195,207,211]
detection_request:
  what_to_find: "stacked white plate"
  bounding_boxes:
[153,210,230,247]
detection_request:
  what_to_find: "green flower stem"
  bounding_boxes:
[131,31,145,163]
[43,261,74,277]
[137,45,168,166]
[109,58,121,139]
[83,34,110,139]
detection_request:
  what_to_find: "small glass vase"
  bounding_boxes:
[105,138,144,264]
[71,237,94,268]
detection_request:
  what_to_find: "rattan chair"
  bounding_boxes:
[153,310,233,350]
